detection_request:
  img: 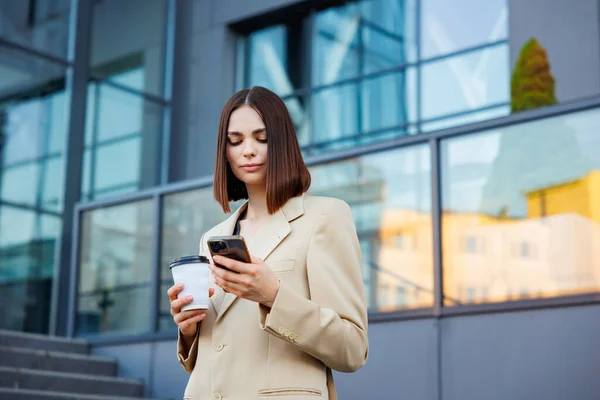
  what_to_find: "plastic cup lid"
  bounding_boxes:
[169,255,209,269]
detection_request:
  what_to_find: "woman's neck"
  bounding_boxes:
[245,184,269,221]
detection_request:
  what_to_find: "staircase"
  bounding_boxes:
[0,329,150,399]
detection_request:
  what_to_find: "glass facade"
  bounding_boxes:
[1,0,600,338]
[0,0,72,333]
[242,0,509,153]
[0,0,173,335]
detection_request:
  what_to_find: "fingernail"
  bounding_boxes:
[186,296,193,301]
[177,283,183,288]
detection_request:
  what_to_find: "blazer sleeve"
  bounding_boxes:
[176,233,205,372]
[258,200,369,372]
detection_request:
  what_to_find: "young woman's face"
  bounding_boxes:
[226,105,268,187]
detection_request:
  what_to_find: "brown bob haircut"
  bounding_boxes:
[213,86,311,214]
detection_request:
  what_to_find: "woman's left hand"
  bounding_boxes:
[210,255,280,308]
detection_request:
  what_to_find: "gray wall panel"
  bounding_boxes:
[334,319,439,400]
[509,0,600,103]
[212,0,304,25]
[91,343,152,397]
[184,25,237,179]
[441,305,600,400]
[151,340,190,399]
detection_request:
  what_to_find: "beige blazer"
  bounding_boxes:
[177,194,369,400]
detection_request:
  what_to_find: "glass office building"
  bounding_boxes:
[2,0,600,398]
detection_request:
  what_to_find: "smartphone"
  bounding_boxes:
[207,235,251,272]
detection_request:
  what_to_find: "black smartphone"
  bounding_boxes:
[207,235,251,272]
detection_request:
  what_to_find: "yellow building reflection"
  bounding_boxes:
[376,170,600,309]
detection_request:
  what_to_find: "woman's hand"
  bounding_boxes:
[167,284,215,338]
[210,255,280,308]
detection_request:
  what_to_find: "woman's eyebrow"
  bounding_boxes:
[227,128,267,135]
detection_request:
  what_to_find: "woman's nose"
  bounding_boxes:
[242,142,256,157]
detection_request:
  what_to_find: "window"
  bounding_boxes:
[90,0,168,97]
[308,144,433,311]
[464,236,478,254]
[442,106,600,305]
[240,0,509,152]
[82,72,164,201]
[0,48,69,333]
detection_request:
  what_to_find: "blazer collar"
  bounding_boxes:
[213,194,305,323]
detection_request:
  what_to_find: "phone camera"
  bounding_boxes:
[209,240,227,254]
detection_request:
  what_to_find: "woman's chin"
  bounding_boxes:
[240,176,266,187]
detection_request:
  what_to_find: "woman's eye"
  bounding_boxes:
[228,140,242,146]
[257,138,268,144]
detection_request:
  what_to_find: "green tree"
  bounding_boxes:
[511,38,557,113]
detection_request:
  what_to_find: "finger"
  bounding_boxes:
[250,255,263,264]
[215,279,245,297]
[174,309,205,324]
[179,313,206,330]
[167,284,184,301]
[211,263,245,284]
[209,287,215,297]
[212,256,249,273]
[170,295,194,313]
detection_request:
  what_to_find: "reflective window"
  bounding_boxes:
[0,48,68,334]
[0,205,60,333]
[90,0,167,97]
[159,188,235,330]
[312,0,417,86]
[313,3,360,85]
[309,144,433,311]
[420,0,508,59]
[76,200,154,336]
[361,68,417,132]
[284,95,311,147]
[82,77,164,201]
[360,0,417,73]
[246,25,299,97]
[311,83,359,144]
[241,0,509,150]
[441,107,600,305]
[421,44,509,122]
[0,0,71,59]
[0,46,66,101]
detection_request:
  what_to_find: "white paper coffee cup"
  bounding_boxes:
[169,255,210,311]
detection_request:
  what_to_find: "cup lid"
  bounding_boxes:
[169,255,209,269]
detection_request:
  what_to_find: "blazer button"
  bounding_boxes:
[215,343,224,352]
[278,327,285,334]
[213,393,222,400]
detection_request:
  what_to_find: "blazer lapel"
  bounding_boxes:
[215,194,305,323]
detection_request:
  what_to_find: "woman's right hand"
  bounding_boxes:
[168,284,215,337]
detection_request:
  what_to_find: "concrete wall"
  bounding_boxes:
[92,304,600,399]
[509,0,600,104]
[92,340,189,399]
[441,304,600,400]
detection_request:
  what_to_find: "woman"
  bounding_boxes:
[167,86,368,400]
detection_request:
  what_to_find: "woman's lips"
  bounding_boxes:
[241,164,263,172]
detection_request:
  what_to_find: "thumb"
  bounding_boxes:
[250,255,263,264]
[209,287,215,297]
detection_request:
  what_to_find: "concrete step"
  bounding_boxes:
[0,366,143,397]
[0,330,88,355]
[0,387,157,400]
[0,346,116,377]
